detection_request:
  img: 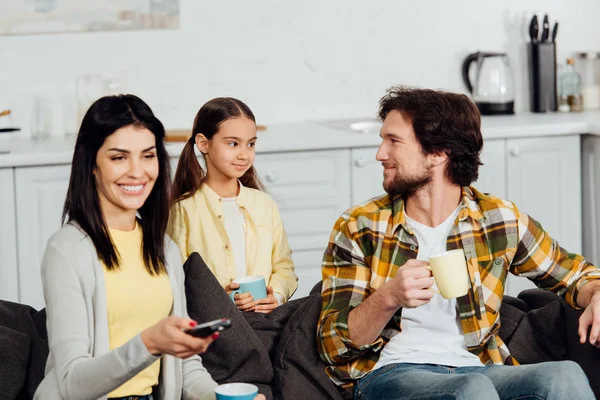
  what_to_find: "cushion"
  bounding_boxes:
[503,299,567,364]
[0,326,30,400]
[273,291,345,400]
[498,301,525,344]
[518,289,600,399]
[0,300,48,400]
[183,252,274,399]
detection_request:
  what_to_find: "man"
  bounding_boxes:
[318,86,600,399]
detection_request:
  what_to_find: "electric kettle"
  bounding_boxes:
[462,52,515,115]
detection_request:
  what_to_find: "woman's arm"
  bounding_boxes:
[42,241,158,400]
[168,241,219,400]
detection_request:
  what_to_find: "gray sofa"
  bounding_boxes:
[1,252,599,399]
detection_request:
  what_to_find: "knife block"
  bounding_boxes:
[528,42,557,113]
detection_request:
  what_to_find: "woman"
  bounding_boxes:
[35,94,263,400]
[168,97,297,313]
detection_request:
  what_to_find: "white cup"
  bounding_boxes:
[427,249,471,299]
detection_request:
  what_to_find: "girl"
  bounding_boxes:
[169,97,297,313]
[35,94,264,400]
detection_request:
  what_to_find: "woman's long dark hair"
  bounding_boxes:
[171,97,264,205]
[62,94,170,274]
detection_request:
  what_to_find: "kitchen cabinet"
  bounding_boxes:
[3,134,585,306]
[583,135,600,266]
[0,168,18,302]
[476,139,506,198]
[505,136,581,252]
[504,136,582,296]
[351,147,385,204]
[255,149,351,298]
[15,165,71,309]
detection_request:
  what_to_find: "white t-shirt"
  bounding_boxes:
[221,197,247,280]
[373,206,483,369]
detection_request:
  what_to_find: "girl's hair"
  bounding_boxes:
[62,94,171,274]
[171,97,264,204]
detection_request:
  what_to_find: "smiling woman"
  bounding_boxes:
[63,94,171,273]
[94,126,160,232]
[35,94,228,400]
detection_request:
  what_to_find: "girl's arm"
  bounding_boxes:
[41,242,159,400]
[266,202,298,301]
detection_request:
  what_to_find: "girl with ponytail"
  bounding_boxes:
[168,98,297,313]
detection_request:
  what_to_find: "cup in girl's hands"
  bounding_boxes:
[229,275,267,303]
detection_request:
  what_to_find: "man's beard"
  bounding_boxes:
[383,168,432,198]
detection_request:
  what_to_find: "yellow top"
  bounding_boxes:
[103,223,173,397]
[168,182,298,301]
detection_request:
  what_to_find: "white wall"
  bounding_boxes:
[1,0,599,136]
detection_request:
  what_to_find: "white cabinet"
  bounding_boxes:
[15,165,71,309]
[1,134,586,305]
[504,135,582,296]
[254,150,351,298]
[476,139,506,198]
[0,168,18,302]
[506,136,581,252]
[583,135,600,265]
[351,147,384,204]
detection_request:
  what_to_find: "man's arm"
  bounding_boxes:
[318,215,381,367]
[510,206,600,346]
[348,260,435,346]
[318,215,435,366]
[511,207,600,308]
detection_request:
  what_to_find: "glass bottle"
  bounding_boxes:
[559,58,583,112]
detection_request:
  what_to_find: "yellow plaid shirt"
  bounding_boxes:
[318,186,600,388]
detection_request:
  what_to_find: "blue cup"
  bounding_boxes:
[229,275,267,303]
[215,383,258,400]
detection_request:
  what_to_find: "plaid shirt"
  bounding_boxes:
[318,186,600,388]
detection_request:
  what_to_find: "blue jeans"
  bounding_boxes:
[354,361,594,400]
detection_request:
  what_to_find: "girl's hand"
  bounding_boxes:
[224,281,239,294]
[255,395,266,400]
[254,286,279,314]
[141,316,218,358]
[225,281,257,311]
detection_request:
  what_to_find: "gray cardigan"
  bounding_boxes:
[34,223,218,400]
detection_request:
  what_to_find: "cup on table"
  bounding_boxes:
[215,382,258,400]
[229,275,267,303]
[427,248,471,299]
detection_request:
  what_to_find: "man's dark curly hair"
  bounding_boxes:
[379,86,483,186]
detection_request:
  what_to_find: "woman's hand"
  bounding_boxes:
[255,395,266,400]
[141,316,218,358]
[225,281,257,312]
[254,286,279,314]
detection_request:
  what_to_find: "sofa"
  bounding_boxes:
[2,251,600,399]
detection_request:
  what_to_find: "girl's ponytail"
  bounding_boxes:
[171,138,205,205]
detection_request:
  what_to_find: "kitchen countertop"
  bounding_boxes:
[1,111,600,168]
